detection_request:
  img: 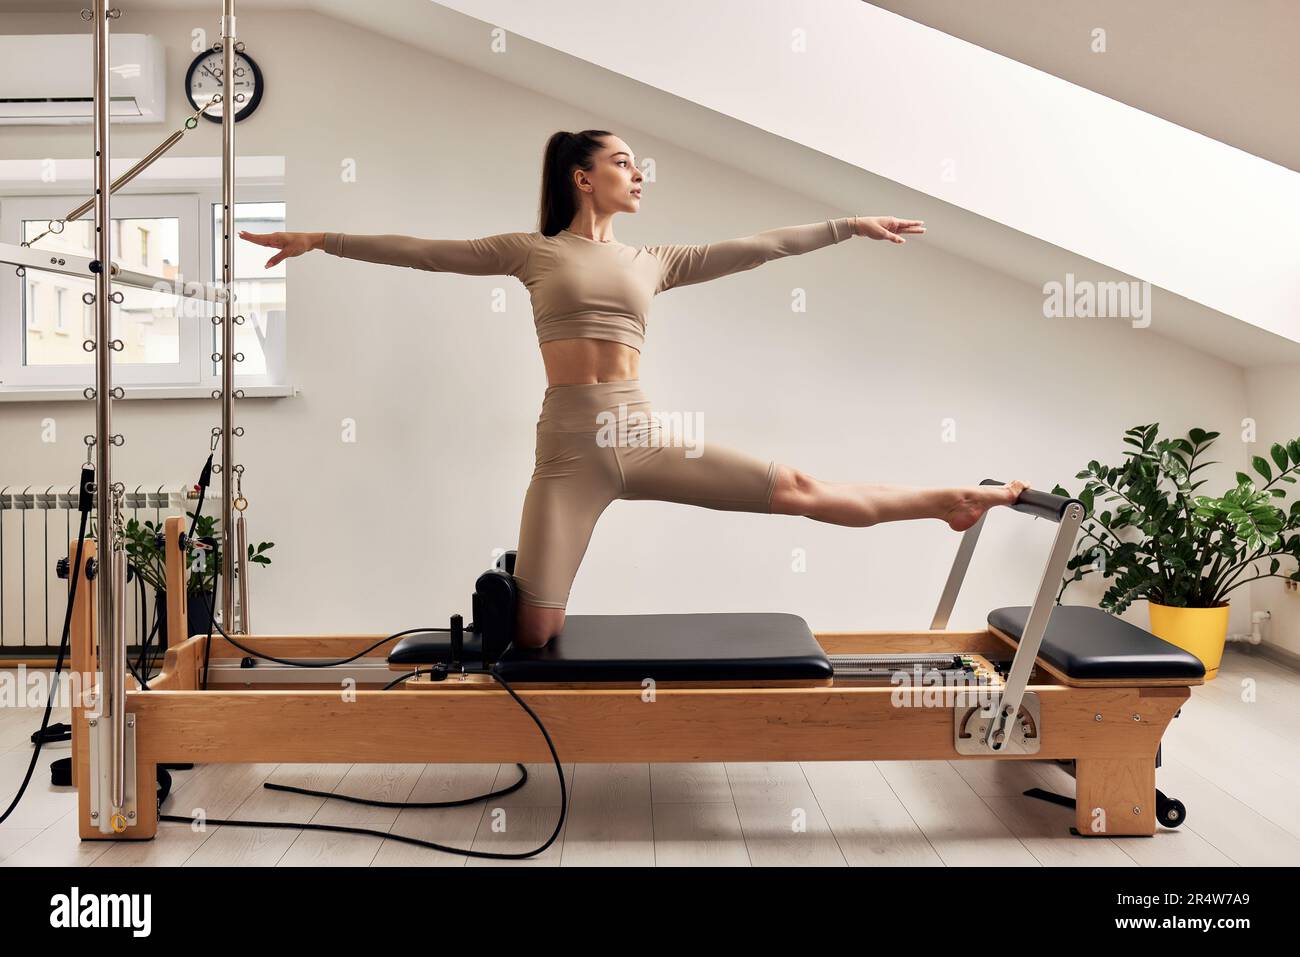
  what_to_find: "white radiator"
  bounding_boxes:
[0,484,188,654]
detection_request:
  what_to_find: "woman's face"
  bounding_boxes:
[575,136,643,215]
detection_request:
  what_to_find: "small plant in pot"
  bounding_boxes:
[120,510,273,644]
[1054,423,1300,679]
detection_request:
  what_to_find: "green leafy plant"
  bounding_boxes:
[1054,423,1300,613]
[120,510,273,597]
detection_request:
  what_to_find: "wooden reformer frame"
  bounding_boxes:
[66,510,1199,844]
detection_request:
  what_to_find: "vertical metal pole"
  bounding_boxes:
[236,512,250,632]
[220,0,237,630]
[92,0,125,824]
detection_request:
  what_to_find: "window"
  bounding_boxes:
[211,201,286,379]
[17,211,182,369]
[1,184,288,394]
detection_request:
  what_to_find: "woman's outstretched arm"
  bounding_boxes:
[647,216,924,293]
[240,230,538,277]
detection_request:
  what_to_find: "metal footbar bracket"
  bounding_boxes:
[954,690,1041,755]
[930,481,1085,756]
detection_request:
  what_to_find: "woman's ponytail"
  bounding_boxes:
[538,129,612,236]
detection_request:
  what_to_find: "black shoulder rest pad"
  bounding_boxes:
[988,605,1205,681]
[390,631,484,666]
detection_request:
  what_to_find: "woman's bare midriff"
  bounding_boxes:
[540,338,640,386]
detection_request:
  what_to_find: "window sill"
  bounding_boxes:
[0,384,299,402]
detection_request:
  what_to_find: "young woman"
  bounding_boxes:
[242,129,1029,648]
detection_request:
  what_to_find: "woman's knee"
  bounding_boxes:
[769,464,820,516]
[515,602,565,649]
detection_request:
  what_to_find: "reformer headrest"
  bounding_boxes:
[388,551,518,667]
[474,553,518,663]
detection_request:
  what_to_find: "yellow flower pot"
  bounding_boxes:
[1148,601,1230,681]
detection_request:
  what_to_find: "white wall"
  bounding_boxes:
[0,8,1267,643]
[1245,364,1300,657]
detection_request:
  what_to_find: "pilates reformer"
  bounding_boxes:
[58,479,1200,845]
[7,0,1201,852]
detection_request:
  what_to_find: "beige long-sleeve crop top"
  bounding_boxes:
[322,217,858,352]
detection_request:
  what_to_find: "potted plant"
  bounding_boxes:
[1054,423,1300,679]
[121,510,274,642]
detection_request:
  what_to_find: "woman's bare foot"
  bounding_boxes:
[943,480,1030,532]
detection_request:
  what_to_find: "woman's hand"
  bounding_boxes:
[239,230,323,268]
[852,216,926,245]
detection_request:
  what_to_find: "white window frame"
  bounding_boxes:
[0,192,201,388]
[195,184,287,391]
[0,167,290,398]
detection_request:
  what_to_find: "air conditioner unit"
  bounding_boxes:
[0,34,165,125]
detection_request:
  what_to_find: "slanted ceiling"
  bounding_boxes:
[5,0,1297,366]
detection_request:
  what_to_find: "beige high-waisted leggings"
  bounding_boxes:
[513,380,778,608]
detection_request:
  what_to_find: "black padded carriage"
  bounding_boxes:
[390,611,833,682]
[389,553,832,681]
[494,613,832,682]
[988,605,1205,681]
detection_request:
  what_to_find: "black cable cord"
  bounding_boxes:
[117,575,147,691]
[186,455,209,542]
[133,600,162,689]
[214,617,450,669]
[0,501,89,825]
[133,568,165,682]
[136,569,145,679]
[167,446,566,859]
[200,545,218,690]
[160,669,568,860]
[265,761,530,808]
[123,460,188,692]
[187,453,214,690]
[124,650,147,689]
[194,540,446,684]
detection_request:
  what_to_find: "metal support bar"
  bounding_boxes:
[929,514,988,630]
[931,481,1084,755]
[22,99,219,247]
[219,0,238,632]
[205,658,393,685]
[108,507,127,809]
[90,0,128,835]
[235,510,250,633]
[984,502,1083,749]
[0,241,226,304]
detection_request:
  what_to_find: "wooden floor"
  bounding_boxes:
[2,647,1297,867]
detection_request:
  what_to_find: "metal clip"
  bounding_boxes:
[234,465,249,512]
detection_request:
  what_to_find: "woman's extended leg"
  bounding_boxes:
[768,465,1028,531]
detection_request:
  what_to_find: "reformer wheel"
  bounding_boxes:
[1155,789,1186,828]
